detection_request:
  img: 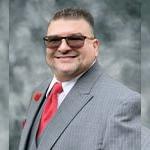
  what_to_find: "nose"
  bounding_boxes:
[57,39,71,52]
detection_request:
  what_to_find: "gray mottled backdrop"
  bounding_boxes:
[0,0,148,149]
[0,0,9,150]
[142,0,150,129]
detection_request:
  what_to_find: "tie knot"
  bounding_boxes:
[52,82,63,94]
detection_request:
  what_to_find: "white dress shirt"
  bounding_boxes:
[46,75,80,108]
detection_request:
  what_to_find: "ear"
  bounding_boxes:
[93,39,100,56]
[93,39,100,49]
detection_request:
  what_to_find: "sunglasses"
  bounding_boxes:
[43,33,95,49]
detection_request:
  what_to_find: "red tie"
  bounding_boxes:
[37,82,63,138]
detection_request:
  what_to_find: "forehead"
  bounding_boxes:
[47,19,92,36]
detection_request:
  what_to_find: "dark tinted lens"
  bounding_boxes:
[67,35,85,48]
[44,36,61,48]
[44,34,86,49]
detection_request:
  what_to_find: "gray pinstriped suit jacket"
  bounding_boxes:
[19,61,141,150]
[142,126,150,150]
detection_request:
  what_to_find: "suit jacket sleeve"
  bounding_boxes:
[102,93,141,150]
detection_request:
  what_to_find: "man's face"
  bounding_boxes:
[45,19,100,81]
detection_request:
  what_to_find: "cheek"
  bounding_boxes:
[83,49,97,60]
[45,51,54,64]
[46,49,54,58]
[46,48,52,55]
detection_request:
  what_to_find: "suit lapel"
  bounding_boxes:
[38,62,103,150]
[38,88,93,150]
[19,79,51,150]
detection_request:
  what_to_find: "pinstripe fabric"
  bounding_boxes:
[26,98,44,150]
[142,126,150,150]
[19,61,141,150]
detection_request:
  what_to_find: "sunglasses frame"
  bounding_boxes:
[43,33,95,49]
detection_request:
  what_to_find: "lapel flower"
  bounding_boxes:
[32,91,42,102]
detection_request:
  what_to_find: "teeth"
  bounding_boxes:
[56,56,76,58]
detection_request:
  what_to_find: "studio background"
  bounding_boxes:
[0,0,149,150]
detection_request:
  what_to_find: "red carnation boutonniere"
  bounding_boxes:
[32,91,42,102]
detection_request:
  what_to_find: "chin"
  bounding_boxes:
[56,62,79,71]
[57,68,77,75]
[54,66,80,77]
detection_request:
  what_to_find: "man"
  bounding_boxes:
[19,8,140,150]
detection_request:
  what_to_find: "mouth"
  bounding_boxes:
[54,55,78,63]
[55,55,77,59]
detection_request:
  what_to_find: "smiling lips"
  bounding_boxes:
[54,55,78,63]
[55,55,77,59]
[54,51,79,61]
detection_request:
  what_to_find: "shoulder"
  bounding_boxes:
[93,71,140,103]
[89,69,141,124]
[79,62,140,107]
